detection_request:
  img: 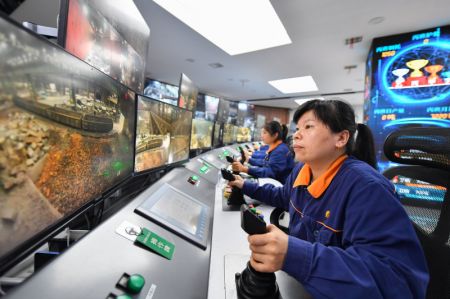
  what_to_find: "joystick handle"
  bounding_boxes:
[225,155,235,163]
[240,204,267,235]
[221,168,236,181]
[238,147,246,164]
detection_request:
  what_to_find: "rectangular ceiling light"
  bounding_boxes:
[153,0,291,55]
[294,97,324,105]
[268,76,319,94]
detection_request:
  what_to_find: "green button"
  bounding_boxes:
[200,165,209,173]
[250,208,257,213]
[127,274,145,293]
[116,295,132,299]
[192,175,199,181]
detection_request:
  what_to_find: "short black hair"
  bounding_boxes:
[293,99,377,169]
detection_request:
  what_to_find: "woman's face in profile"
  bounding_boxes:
[261,128,277,145]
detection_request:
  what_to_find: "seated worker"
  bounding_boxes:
[249,124,289,165]
[232,121,295,184]
[247,142,268,160]
[229,99,428,299]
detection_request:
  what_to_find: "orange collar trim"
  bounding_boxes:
[293,155,348,198]
[266,140,282,154]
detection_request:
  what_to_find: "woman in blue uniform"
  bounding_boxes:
[247,142,268,160]
[232,121,295,184]
[229,99,428,299]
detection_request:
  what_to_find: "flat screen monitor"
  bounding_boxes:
[190,119,213,150]
[134,95,192,173]
[244,104,255,129]
[228,101,238,125]
[143,79,179,106]
[135,183,210,250]
[178,73,198,111]
[212,122,222,147]
[237,103,247,126]
[237,127,252,142]
[216,99,229,123]
[58,0,150,93]
[0,14,136,274]
[194,93,205,119]
[204,95,219,122]
[223,124,234,144]
[364,25,450,172]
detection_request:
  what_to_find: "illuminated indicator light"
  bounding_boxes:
[325,210,331,218]
[192,175,199,181]
[113,161,124,171]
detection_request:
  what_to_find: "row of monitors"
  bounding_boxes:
[144,78,252,126]
[0,13,253,274]
[189,120,252,151]
[135,99,252,173]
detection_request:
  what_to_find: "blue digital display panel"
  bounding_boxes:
[364,25,450,172]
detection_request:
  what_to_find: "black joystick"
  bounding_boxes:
[240,204,266,235]
[225,155,240,175]
[238,147,246,164]
[221,168,245,207]
[225,155,235,164]
[235,204,280,299]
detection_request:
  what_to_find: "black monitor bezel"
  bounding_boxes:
[57,0,69,48]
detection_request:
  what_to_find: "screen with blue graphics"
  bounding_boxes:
[364,25,450,172]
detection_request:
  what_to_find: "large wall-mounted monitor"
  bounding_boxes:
[204,95,219,122]
[58,0,150,93]
[194,93,205,119]
[143,79,179,106]
[212,122,223,147]
[216,99,229,123]
[178,73,198,111]
[190,119,214,150]
[228,101,238,125]
[0,14,136,274]
[237,103,247,126]
[134,95,192,173]
[223,124,238,144]
[237,127,252,142]
[364,25,450,172]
